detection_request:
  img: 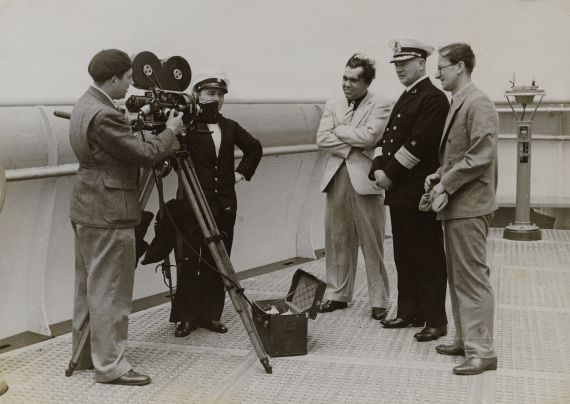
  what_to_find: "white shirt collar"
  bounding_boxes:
[92,84,119,109]
[406,74,428,92]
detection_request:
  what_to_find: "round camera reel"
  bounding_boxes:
[160,56,192,92]
[131,51,163,89]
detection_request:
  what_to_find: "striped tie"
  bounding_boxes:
[343,101,355,125]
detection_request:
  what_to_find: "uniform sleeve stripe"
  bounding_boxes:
[373,147,383,159]
[394,147,420,169]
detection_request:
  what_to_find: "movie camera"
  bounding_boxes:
[126,51,218,131]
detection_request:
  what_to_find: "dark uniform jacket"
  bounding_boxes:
[142,114,262,264]
[184,114,262,217]
[369,78,449,207]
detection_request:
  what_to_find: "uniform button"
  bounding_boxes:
[214,166,218,170]
[390,139,393,143]
[214,189,218,193]
[386,128,389,132]
[214,177,218,181]
[388,152,391,156]
[393,126,397,130]
[397,114,401,118]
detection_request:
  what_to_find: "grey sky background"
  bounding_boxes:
[0,0,569,103]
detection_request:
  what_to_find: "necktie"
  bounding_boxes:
[343,101,355,126]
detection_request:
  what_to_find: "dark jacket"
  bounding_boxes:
[184,115,262,214]
[369,78,449,207]
[142,114,262,264]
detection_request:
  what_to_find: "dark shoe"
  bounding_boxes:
[319,300,348,313]
[381,317,424,328]
[414,325,447,342]
[199,320,228,334]
[371,307,387,320]
[453,357,498,375]
[0,380,8,396]
[436,344,465,356]
[174,321,197,337]
[103,370,151,386]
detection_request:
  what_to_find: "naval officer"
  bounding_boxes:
[370,39,449,341]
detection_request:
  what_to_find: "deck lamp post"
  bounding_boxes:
[503,81,545,241]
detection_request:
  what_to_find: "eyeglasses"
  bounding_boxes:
[437,62,458,73]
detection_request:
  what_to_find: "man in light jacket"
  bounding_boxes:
[316,53,391,320]
[425,42,499,375]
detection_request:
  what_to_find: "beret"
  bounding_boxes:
[88,49,132,82]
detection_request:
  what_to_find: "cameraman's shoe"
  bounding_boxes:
[102,370,150,386]
[0,379,8,396]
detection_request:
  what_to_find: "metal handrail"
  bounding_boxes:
[5,144,320,182]
[1,98,569,110]
[7,131,570,182]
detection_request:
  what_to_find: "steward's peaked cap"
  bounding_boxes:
[88,49,132,82]
[388,39,434,63]
[192,71,229,94]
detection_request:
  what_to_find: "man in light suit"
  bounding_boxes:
[317,53,391,320]
[69,49,184,385]
[425,42,499,375]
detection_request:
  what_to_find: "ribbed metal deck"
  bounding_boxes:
[1,229,569,403]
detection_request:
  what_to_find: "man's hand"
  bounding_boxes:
[234,172,244,183]
[165,110,184,135]
[424,173,441,192]
[374,170,392,190]
[431,182,445,197]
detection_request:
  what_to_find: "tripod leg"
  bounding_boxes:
[138,167,155,209]
[152,168,175,304]
[175,155,272,374]
[161,256,175,304]
[65,314,90,377]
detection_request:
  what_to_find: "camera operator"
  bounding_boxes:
[69,49,184,386]
[169,71,262,338]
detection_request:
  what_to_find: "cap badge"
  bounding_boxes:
[394,41,402,53]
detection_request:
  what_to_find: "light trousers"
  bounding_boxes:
[324,164,389,308]
[443,214,497,358]
[72,222,135,382]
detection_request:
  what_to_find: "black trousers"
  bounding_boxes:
[169,201,236,323]
[390,206,447,327]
